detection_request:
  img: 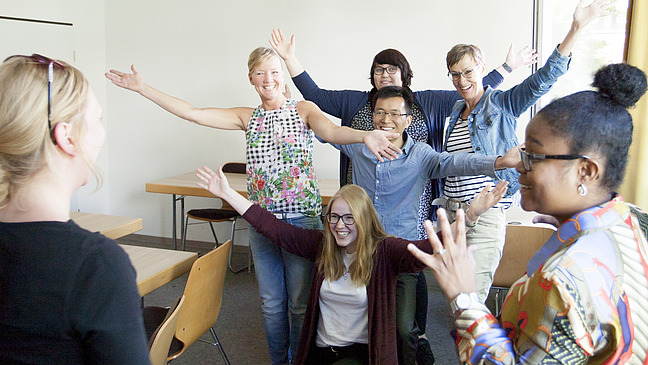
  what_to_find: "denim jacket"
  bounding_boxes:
[443,47,571,196]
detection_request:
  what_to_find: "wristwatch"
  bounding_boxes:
[450,292,480,314]
[502,62,513,73]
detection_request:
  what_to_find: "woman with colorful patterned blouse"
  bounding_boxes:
[409,62,648,363]
[105,47,400,365]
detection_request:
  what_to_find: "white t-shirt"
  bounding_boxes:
[315,252,368,347]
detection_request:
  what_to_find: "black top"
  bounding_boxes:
[0,220,150,364]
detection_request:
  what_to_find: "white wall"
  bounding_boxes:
[1,0,109,213]
[2,0,534,243]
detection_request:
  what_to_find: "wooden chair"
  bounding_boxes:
[490,208,556,317]
[181,162,251,273]
[148,295,185,365]
[144,240,232,364]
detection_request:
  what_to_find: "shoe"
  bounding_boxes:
[416,337,435,365]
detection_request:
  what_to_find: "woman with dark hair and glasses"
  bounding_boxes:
[194,166,504,365]
[0,55,150,363]
[270,29,536,365]
[410,62,648,363]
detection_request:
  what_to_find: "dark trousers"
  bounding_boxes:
[308,343,369,365]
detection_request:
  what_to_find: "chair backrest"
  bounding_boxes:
[222,162,246,174]
[172,240,231,358]
[492,222,554,288]
[149,295,185,365]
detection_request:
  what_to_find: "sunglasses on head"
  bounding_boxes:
[4,54,66,137]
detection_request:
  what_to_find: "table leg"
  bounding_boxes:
[171,194,186,250]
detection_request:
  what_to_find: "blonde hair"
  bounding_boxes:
[0,55,99,209]
[317,185,389,286]
[446,44,485,70]
[247,47,278,74]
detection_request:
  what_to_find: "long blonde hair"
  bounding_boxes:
[0,55,98,209]
[317,185,389,286]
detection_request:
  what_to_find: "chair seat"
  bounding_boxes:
[187,208,239,222]
[143,306,184,357]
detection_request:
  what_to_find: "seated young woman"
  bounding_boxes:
[194,166,506,365]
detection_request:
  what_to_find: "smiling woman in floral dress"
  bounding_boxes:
[106,47,400,365]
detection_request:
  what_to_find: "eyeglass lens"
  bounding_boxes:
[328,214,355,225]
[374,66,398,75]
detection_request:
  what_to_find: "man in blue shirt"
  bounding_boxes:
[330,85,518,364]
[333,86,516,240]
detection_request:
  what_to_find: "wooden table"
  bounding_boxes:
[70,211,143,240]
[120,244,197,296]
[146,171,340,248]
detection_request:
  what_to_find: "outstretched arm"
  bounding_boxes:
[105,65,249,130]
[297,101,402,161]
[270,28,305,78]
[196,166,253,214]
[558,0,615,56]
[495,43,539,77]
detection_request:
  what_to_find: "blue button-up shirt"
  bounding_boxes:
[334,133,498,240]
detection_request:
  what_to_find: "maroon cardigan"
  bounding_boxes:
[243,204,434,364]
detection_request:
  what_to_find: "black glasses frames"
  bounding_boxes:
[519,147,590,171]
[327,213,355,225]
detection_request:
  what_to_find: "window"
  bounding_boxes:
[535,0,630,109]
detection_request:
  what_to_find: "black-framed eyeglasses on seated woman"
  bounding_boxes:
[3,54,65,133]
[373,66,398,75]
[327,213,355,225]
[519,147,590,171]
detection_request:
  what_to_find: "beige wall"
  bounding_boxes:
[2,0,534,242]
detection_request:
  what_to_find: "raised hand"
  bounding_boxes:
[105,65,145,93]
[196,166,253,215]
[196,166,231,198]
[363,130,402,162]
[408,209,477,302]
[573,0,616,28]
[269,28,295,61]
[505,43,538,70]
[466,181,508,223]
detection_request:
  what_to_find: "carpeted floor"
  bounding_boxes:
[118,234,475,364]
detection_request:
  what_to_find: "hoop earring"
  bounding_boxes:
[578,184,587,196]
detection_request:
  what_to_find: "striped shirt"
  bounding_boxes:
[444,117,512,207]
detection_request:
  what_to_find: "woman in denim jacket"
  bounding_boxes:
[437,0,612,302]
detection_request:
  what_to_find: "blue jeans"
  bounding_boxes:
[249,214,322,365]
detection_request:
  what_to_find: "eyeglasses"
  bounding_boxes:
[374,66,399,75]
[4,54,65,135]
[519,147,590,171]
[327,213,355,225]
[447,65,480,81]
[373,110,408,119]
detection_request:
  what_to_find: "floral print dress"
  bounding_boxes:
[246,99,321,217]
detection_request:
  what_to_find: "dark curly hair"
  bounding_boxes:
[537,63,647,191]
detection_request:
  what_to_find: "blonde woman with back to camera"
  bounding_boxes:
[0,55,150,363]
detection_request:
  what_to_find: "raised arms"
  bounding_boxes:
[105,65,250,131]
